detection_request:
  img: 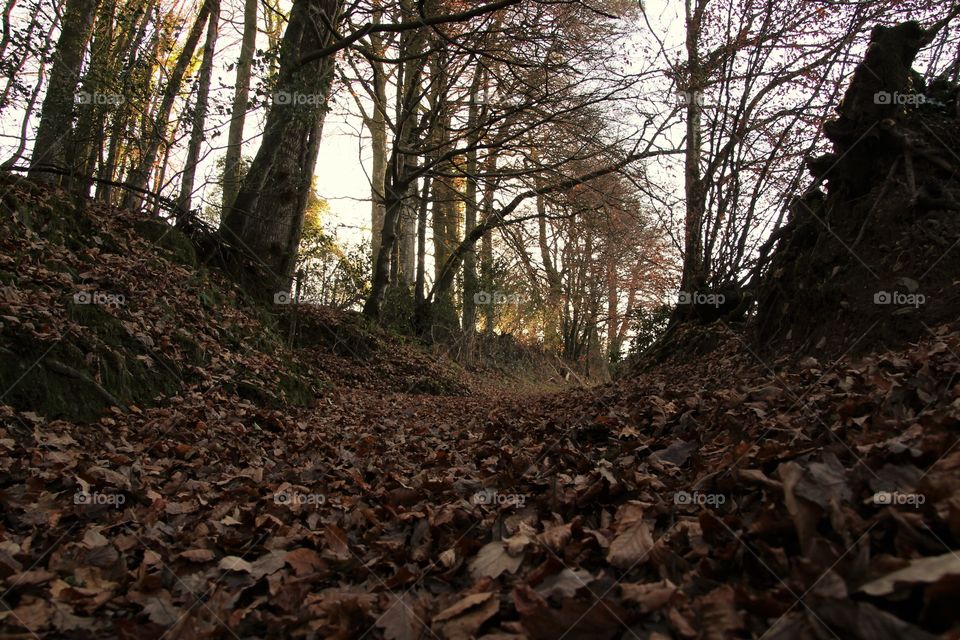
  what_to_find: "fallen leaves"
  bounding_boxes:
[376,594,425,640]
[859,551,960,596]
[513,584,626,640]
[619,579,676,613]
[433,591,499,639]
[469,542,524,579]
[0,177,958,637]
[606,502,655,569]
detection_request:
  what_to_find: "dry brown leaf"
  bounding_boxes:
[619,579,676,612]
[284,547,325,576]
[470,542,524,579]
[377,594,425,640]
[179,548,216,562]
[141,593,182,626]
[859,552,960,596]
[324,524,352,561]
[607,503,654,569]
[219,555,253,573]
[535,569,593,599]
[436,592,499,640]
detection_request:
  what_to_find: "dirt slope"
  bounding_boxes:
[0,174,475,423]
[0,312,957,638]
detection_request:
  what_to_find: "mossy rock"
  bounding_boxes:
[0,303,183,421]
[133,219,197,267]
[0,339,180,422]
[66,302,181,406]
[234,380,279,406]
[291,314,377,359]
[45,259,79,281]
[171,329,208,366]
[278,370,318,407]
[6,193,84,242]
[0,345,113,422]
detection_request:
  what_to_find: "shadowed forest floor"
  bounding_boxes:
[1,176,959,638]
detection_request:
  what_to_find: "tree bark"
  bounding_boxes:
[221,0,257,214]
[96,1,152,203]
[678,0,707,298]
[461,66,484,334]
[68,0,117,194]
[0,0,19,62]
[2,5,59,168]
[178,0,220,215]
[362,2,429,318]
[122,0,210,207]
[368,9,388,271]
[414,175,431,304]
[221,0,343,300]
[0,0,47,113]
[28,0,98,183]
[480,151,497,335]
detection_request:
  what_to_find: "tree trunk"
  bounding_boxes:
[221,0,343,300]
[414,175,431,304]
[221,0,256,214]
[417,48,460,330]
[96,2,152,203]
[68,0,117,194]
[537,187,562,349]
[461,66,483,334]
[606,254,618,359]
[2,6,59,168]
[677,0,708,302]
[370,113,388,268]
[368,15,388,271]
[28,0,98,183]
[398,183,417,285]
[122,0,210,208]
[0,0,47,113]
[480,152,497,335]
[0,0,19,62]
[363,2,429,319]
[178,0,220,215]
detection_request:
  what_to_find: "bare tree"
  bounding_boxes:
[28,0,97,183]
[220,0,344,299]
[221,0,257,213]
[121,0,211,206]
[178,0,220,214]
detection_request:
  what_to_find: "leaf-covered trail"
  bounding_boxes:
[0,381,584,638]
[3,321,960,638]
[1,177,959,638]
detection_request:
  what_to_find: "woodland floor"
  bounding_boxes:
[0,177,959,639]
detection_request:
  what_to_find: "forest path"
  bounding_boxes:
[3,327,960,638]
